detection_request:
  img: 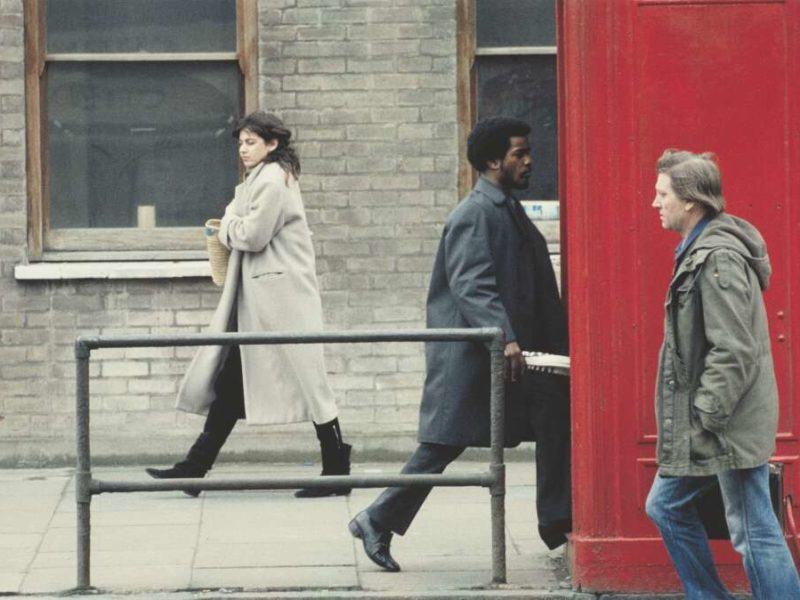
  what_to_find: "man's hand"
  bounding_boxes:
[504,341,524,383]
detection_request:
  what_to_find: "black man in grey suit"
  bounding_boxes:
[349,117,571,571]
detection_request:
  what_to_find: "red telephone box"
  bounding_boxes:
[559,0,800,593]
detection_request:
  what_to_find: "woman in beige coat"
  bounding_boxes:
[146,112,350,498]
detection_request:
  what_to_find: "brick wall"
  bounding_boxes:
[0,0,459,466]
[0,0,34,461]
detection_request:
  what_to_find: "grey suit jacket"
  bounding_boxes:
[417,177,567,447]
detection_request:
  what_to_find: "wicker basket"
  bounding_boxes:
[204,218,230,287]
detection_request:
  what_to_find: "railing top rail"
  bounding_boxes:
[91,472,494,494]
[75,327,504,350]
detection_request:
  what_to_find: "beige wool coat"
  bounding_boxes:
[176,161,339,425]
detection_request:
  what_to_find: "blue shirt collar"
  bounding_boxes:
[675,216,711,263]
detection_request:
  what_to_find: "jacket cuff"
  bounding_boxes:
[218,217,232,249]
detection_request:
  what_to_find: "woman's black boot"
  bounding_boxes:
[145,432,223,497]
[295,418,352,498]
[146,382,240,497]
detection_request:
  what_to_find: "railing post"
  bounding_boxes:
[489,328,507,584]
[75,339,92,591]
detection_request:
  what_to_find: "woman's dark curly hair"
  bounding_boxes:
[232,111,301,179]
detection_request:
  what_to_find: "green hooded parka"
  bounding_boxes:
[655,213,778,477]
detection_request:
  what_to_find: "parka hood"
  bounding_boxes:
[691,213,771,290]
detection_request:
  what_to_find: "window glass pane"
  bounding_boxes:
[47,0,236,53]
[476,0,555,47]
[476,55,557,200]
[47,62,241,229]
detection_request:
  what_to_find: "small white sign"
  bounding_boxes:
[521,200,559,221]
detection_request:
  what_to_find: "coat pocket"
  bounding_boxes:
[693,394,727,434]
[675,284,694,308]
[252,270,285,280]
[689,401,727,462]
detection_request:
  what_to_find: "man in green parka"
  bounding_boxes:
[645,149,800,600]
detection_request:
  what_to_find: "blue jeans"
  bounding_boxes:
[646,464,800,600]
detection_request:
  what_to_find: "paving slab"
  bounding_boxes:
[0,572,24,592]
[359,569,496,591]
[38,523,200,552]
[193,540,355,568]
[21,564,193,594]
[0,511,57,533]
[0,547,35,571]
[0,532,40,550]
[29,547,196,569]
[50,506,201,527]
[190,565,359,589]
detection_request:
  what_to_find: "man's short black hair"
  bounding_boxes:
[467,117,531,172]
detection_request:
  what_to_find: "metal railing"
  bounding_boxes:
[74,328,506,590]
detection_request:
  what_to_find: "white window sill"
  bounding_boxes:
[14,261,211,281]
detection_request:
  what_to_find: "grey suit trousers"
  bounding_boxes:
[365,374,571,538]
[366,443,465,536]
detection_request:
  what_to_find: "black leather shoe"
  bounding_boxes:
[145,465,205,498]
[348,510,400,572]
[539,518,572,550]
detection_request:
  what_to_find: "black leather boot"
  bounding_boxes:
[145,432,223,497]
[295,418,352,498]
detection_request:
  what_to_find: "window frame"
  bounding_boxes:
[456,0,557,198]
[23,0,258,261]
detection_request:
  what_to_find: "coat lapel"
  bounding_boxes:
[507,197,538,246]
[474,176,543,250]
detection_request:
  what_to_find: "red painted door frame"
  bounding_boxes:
[559,0,800,593]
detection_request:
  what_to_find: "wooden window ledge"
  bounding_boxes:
[14,261,211,281]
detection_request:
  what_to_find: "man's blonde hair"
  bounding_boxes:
[656,149,726,216]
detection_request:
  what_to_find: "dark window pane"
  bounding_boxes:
[476,55,557,200]
[47,0,236,53]
[47,62,241,228]
[476,0,555,47]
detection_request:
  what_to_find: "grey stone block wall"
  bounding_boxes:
[0,0,460,466]
[0,0,33,461]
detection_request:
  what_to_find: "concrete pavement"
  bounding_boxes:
[0,460,582,599]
